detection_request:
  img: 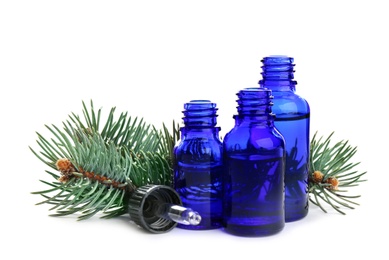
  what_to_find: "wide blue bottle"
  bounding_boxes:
[223,88,285,236]
[173,100,223,230]
[259,56,310,222]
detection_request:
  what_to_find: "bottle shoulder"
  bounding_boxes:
[176,135,223,146]
[223,126,285,153]
[174,137,223,156]
[271,92,310,114]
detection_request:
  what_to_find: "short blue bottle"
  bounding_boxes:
[259,56,310,222]
[173,100,223,230]
[222,88,285,236]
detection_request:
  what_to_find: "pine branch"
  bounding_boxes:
[30,100,178,220]
[309,131,367,214]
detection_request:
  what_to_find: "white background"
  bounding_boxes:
[1,0,387,259]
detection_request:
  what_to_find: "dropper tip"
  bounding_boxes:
[188,210,202,225]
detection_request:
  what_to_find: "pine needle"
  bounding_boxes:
[31,100,179,220]
[309,131,367,214]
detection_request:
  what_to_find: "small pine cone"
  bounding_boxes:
[58,175,70,183]
[326,177,339,190]
[56,158,75,174]
[312,171,324,183]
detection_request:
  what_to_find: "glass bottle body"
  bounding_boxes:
[173,101,223,230]
[259,56,310,222]
[222,89,285,236]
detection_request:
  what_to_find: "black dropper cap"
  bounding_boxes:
[128,184,182,234]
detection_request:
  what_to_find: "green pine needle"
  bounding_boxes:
[30,100,178,220]
[309,131,367,214]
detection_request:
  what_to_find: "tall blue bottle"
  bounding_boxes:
[173,100,223,230]
[223,88,285,236]
[259,55,310,222]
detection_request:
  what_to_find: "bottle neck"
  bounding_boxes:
[235,88,275,125]
[234,115,275,127]
[180,127,221,140]
[181,100,220,139]
[259,55,297,92]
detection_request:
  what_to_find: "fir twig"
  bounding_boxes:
[30,100,179,220]
[309,131,367,214]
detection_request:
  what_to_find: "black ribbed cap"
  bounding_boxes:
[128,184,182,233]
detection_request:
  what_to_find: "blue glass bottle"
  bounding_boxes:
[173,100,223,230]
[223,88,285,236]
[259,56,310,222]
